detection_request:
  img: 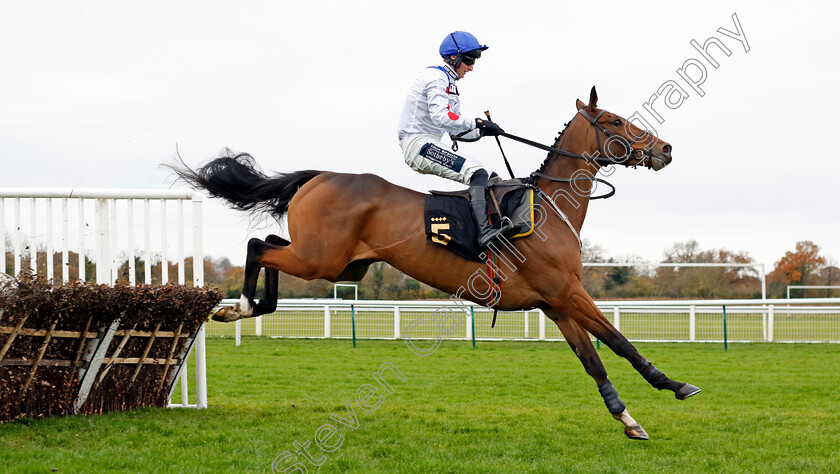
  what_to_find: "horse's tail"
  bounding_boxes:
[167,150,322,220]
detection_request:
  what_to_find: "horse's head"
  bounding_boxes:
[574,87,672,171]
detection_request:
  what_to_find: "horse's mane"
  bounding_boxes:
[535,127,567,174]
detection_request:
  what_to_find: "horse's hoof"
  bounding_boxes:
[624,424,649,440]
[212,306,240,323]
[676,383,701,400]
[613,410,648,440]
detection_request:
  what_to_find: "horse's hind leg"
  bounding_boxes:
[562,287,701,400]
[213,234,287,322]
[250,234,285,316]
[214,232,360,322]
[548,309,649,440]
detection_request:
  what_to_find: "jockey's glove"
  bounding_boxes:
[475,118,504,137]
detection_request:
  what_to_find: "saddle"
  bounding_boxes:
[424,178,540,262]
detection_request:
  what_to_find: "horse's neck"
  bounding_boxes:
[540,125,601,233]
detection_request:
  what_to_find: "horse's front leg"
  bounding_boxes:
[213,235,287,322]
[547,308,649,440]
[562,287,701,400]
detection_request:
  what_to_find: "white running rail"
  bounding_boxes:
[210,298,840,344]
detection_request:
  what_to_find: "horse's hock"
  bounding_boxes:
[0,276,222,422]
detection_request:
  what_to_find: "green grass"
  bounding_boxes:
[2,339,839,472]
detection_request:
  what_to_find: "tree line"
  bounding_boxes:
[582,240,838,299]
[4,238,838,300]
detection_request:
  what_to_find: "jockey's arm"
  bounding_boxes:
[423,75,478,138]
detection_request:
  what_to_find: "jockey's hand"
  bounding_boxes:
[475,118,504,137]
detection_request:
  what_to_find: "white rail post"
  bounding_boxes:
[394,306,400,339]
[195,325,207,408]
[192,197,203,286]
[524,311,529,339]
[28,198,36,275]
[144,199,151,284]
[180,358,189,406]
[255,316,262,337]
[95,199,111,285]
[759,264,767,300]
[768,305,775,342]
[77,198,85,282]
[12,198,21,276]
[689,305,696,342]
[538,309,546,340]
[13,198,21,275]
[191,196,207,409]
[613,307,621,331]
[109,199,117,284]
[160,200,168,284]
[61,198,69,282]
[762,307,768,342]
[324,305,331,338]
[127,199,136,285]
[46,198,54,280]
[235,319,241,346]
[0,198,5,274]
[177,200,185,285]
[465,306,471,341]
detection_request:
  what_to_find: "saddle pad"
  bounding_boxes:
[424,195,482,262]
[424,186,538,262]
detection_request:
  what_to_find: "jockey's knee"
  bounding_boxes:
[470,168,489,187]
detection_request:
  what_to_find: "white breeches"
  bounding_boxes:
[400,133,485,185]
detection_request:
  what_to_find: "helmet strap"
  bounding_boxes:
[447,32,464,69]
[446,55,463,70]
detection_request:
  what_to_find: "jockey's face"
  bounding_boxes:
[450,56,474,79]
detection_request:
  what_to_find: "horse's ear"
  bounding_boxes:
[588,86,598,110]
[576,99,586,110]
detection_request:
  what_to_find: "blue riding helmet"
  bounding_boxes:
[439,31,488,58]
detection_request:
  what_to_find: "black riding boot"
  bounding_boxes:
[469,185,512,247]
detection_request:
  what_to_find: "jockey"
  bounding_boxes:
[398,31,511,247]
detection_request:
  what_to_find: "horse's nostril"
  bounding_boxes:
[662,144,672,154]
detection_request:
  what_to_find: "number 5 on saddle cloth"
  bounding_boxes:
[423,179,540,262]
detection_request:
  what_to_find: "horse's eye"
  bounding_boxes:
[613,120,622,127]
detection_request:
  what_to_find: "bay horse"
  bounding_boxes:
[171,87,700,440]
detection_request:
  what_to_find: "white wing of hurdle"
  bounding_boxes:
[0,188,207,409]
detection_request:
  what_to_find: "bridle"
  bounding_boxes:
[524,108,654,250]
[528,108,655,200]
[575,108,656,170]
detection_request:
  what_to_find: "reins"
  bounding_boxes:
[449,107,647,250]
[530,173,616,200]
[453,108,652,187]
[499,130,615,166]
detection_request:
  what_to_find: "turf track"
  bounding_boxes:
[1,338,838,472]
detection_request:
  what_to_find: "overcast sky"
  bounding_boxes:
[2,1,838,269]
